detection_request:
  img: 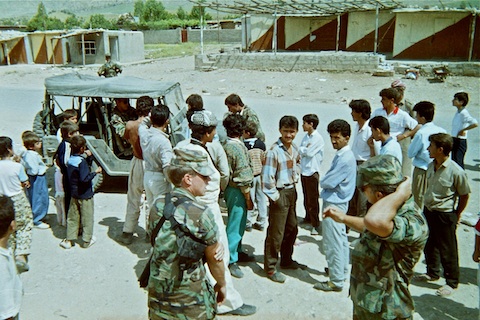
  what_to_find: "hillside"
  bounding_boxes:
[0,0,195,19]
[0,0,476,20]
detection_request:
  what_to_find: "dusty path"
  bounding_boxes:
[0,56,479,319]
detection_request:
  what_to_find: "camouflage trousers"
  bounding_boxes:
[148,272,216,320]
[8,192,33,257]
[353,306,413,320]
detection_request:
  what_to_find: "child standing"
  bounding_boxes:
[243,120,268,232]
[299,114,324,235]
[21,133,49,229]
[368,116,403,163]
[56,109,78,142]
[451,92,478,169]
[0,136,33,273]
[60,135,102,249]
[54,121,79,227]
[0,196,23,320]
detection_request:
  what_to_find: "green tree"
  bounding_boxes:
[176,6,187,20]
[65,15,84,29]
[189,5,212,21]
[142,0,168,22]
[26,2,49,31]
[134,0,144,19]
[84,14,116,29]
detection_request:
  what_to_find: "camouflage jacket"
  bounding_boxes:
[242,106,265,142]
[97,60,122,78]
[111,107,137,157]
[147,187,219,320]
[350,197,428,319]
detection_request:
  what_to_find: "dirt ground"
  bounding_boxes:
[0,53,479,320]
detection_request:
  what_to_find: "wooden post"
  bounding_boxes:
[468,12,477,62]
[374,5,379,54]
[336,14,340,52]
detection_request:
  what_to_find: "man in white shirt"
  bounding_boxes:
[371,88,420,177]
[348,100,371,218]
[299,114,324,235]
[368,116,402,163]
[408,101,446,209]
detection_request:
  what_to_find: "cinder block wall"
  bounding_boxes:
[186,29,241,43]
[143,29,182,44]
[202,52,384,72]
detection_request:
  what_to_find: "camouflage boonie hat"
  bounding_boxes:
[173,147,215,177]
[357,155,403,187]
[190,110,217,127]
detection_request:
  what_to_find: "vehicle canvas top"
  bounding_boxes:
[45,73,179,99]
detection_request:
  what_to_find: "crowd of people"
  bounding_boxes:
[0,80,478,319]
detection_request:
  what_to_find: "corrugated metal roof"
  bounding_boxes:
[187,0,479,16]
[187,0,403,16]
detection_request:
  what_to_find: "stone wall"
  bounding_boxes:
[196,51,385,72]
[195,51,480,76]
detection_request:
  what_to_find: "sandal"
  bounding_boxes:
[414,274,439,282]
[436,285,454,297]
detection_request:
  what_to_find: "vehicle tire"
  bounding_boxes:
[90,160,104,192]
[33,111,45,138]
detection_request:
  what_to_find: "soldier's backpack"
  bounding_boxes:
[138,192,208,288]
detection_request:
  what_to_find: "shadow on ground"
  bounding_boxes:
[415,293,477,320]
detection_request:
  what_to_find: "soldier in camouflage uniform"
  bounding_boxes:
[97,53,122,78]
[224,93,265,142]
[110,98,137,159]
[148,148,226,320]
[323,155,428,320]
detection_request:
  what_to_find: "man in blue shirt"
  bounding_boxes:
[315,119,356,292]
[407,101,446,209]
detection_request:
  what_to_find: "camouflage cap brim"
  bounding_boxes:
[357,155,403,187]
[173,147,216,177]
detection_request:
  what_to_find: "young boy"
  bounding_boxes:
[56,109,78,142]
[371,87,419,177]
[451,92,478,169]
[222,113,254,279]
[368,116,402,164]
[0,196,23,320]
[407,101,446,209]
[60,135,102,249]
[299,114,324,235]
[54,121,79,227]
[0,136,33,273]
[21,132,49,229]
[243,120,268,232]
[262,115,304,283]
[315,119,356,292]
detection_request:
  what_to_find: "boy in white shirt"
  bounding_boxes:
[451,91,478,169]
[299,114,324,235]
[368,116,402,164]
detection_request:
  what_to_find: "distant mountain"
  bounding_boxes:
[0,0,195,19]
